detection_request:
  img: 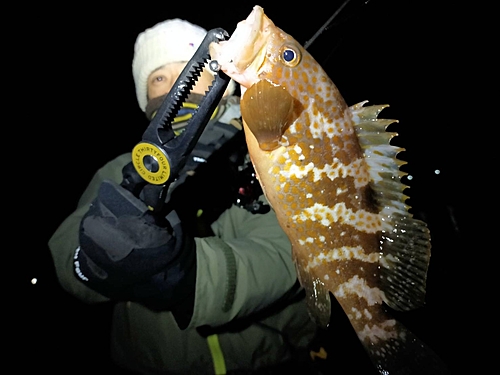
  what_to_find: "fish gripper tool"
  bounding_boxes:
[119,28,231,215]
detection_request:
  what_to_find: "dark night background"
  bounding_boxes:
[21,0,478,373]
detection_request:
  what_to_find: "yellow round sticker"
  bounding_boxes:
[131,142,171,185]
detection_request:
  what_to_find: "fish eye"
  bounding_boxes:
[283,49,296,62]
[280,45,301,67]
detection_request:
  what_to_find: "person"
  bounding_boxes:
[48,18,322,374]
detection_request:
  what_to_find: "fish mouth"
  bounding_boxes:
[232,5,267,71]
[210,5,270,84]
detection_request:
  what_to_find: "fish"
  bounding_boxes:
[210,5,449,374]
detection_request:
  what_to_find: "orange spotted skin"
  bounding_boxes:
[242,49,388,338]
[216,8,388,336]
[211,6,447,374]
[242,54,406,368]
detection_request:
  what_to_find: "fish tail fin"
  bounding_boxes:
[360,320,450,375]
[308,310,450,374]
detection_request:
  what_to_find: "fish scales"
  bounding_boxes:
[210,5,448,374]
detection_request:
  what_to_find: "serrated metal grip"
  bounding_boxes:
[125,28,231,213]
[141,28,230,147]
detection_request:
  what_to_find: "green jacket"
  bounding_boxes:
[48,150,318,374]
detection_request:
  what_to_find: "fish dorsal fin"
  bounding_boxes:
[350,101,432,311]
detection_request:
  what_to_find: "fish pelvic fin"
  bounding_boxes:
[350,101,431,311]
[294,255,331,328]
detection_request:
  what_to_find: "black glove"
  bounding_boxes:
[75,178,196,316]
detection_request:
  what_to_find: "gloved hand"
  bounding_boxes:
[75,176,196,313]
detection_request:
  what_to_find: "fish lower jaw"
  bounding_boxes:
[232,73,257,91]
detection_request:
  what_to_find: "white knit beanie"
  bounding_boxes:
[132,19,235,112]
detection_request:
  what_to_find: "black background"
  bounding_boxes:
[22,0,476,373]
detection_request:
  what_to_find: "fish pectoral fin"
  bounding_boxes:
[241,79,295,151]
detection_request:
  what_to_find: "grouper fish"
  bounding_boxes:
[210,5,449,374]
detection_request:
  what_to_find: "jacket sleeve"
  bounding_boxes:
[188,201,299,328]
[48,153,133,303]
[49,151,299,324]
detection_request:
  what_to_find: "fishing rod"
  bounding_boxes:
[304,0,352,49]
[304,0,372,51]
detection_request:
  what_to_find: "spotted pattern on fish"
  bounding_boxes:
[210,5,448,374]
[240,64,406,367]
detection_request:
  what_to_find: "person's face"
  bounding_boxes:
[147,61,215,101]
